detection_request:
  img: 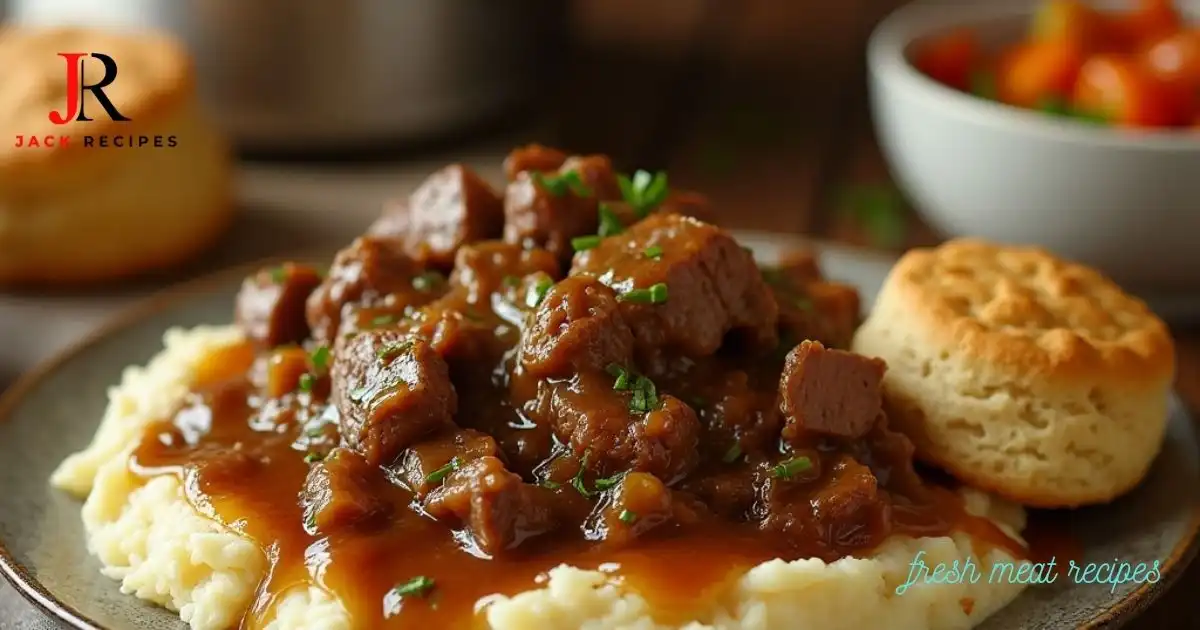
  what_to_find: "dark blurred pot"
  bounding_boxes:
[12,0,567,152]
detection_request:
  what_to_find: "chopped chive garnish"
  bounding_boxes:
[304,452,322,464]
[269,266,287,283]
[371,314,396,327]
[502,275,521,287]
[376,341,414,361]
[628,375,660,413]
[571,452,595,498]
[533,170,592,197]
[613,372,629,390]
[618,509,638,524]
[597,203,624,237]
[526,277,553,308]
[562,170,592,197]
[620,283,668,304]
[425,457,461,484]
[594,473,624,491]
[572,235,603,252]
[643,245,663,260]
[411,271,444,293]
[722,443,743,464]
[617,170,669,218]
[540,479,562,490]
[298,373,315,393]
[309,346,330,372]
[771,456,813,479]
[390,576,435,598]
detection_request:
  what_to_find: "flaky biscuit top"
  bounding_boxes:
[881,238,1175,387]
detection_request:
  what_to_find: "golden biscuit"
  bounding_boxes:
[0,26,232,285]
[852,238,1175,507]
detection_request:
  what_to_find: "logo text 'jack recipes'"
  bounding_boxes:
[894,550,1162,595]
[13,52,177,150]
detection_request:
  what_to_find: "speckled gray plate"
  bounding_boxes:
[1,235,1197,629]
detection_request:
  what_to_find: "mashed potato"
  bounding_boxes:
[51,326,1030,630]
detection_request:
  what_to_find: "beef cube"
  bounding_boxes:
[518,276,634,379]
[395,303,497,369]
[694,369,781,461]
[583,472,700,547]
[680,469,758,520]
[571,213,779,359]
[367,165,505,270]
[502,155,622,264]
[503,144,568,180]
[386,428,501,498]
[810,457,891,549]
[528,371,700,484]
[301,447,391,534]
[306,237,441,344]
[558,155,622,201]
[235,263,323,348]
[450,241,561,304]
[423,455,558,556]
[331,332,457,465]
[779,340,885,440]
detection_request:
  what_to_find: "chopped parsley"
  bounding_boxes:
[376,341,414,361]
[619,283,668,304]
[572,235,603,252]
[771,456,813,479]
[525,276,553,308]
[411,271,445,293]
[533,170,592,197]
[722,442,743,464]
[607,363,630,391]
[597,203,624,237]
[425,457,461,484]
[571,452,596,498]
[594,473,625,491]
[618,170,669,218]
[304,452,323,464]
[309,345,330,372]
[389,576,435,599]
[628,375,660,413]
[297,373,315,393]
[643,245,663,260]
[618,509,638,524]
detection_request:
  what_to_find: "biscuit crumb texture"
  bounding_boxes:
[53,326,1029,630]
[853,239,1174,507]
[0,27,231,284]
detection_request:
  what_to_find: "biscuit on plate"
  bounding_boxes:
[851,238,1175,508]
[0,26,231,285]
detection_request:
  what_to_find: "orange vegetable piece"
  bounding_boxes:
[1141,30,1200,92]
[1073,54,1188,127]
[913,28,980,91]
[1032,0,1121,52]
[1112,0,1183,47]
[997,40,1087,108]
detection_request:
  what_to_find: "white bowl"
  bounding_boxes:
[868,0,1200,295]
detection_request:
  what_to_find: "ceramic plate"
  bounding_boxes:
[1,234,1197,629]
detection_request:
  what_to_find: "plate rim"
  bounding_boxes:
[1,244,1198,630]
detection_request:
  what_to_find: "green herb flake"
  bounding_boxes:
[643,245,664,260]
[304,452,323,464]
[297,373,315,393]
[597,203,624,238]
[572,235,603,252]
[618,509,638,524]
[269,266,287,283]
[771,456,813,479]
[722,442,743,464]
[628,375,660,413]
[594,473,624,491]
[376,341,414,362]
[411,271,445,293]
[618,170,669,218]
[534,170,592,198]
[390,576,436,599]
[540,479,562,490]
[425,457,461,484]
[619,282,668,305]
[371,314,397,327]
[502,275,521,288]
[607,364,631,391]
[570,452,596,498]
[309,346,330,372]
[526,277,553,309]
[561,170,592,197]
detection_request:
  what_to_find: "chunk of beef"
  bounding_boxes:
[235,263,323,348]
[423,455,558,556]
[331,332,457,465]
[527,370,700,484]
[306,237,440,344]
[301,447,392,534]
[395,303,499,369]
[502,156,622,264]
[503,144,568,180]
[386,428,501,498]
[694,368,782,461]
[367,165,504,270]
[583,471,705,547]
[571,213,779,359]
[450,240,561,304]
[518,276,634,380]
[680,469,758,519]
[763,255,861,350]
[757,455,890,554]
[779,340,885,441]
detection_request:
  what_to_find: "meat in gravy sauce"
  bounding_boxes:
[130,145,1023,628]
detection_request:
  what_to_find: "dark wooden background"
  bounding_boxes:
[551,1,1199,628]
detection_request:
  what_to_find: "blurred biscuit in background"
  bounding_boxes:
[0,26,231,285]
[853,238,1175,508]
